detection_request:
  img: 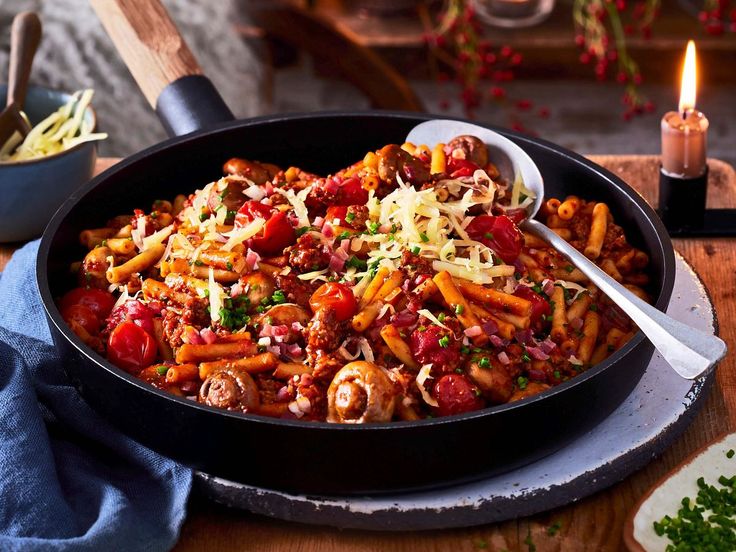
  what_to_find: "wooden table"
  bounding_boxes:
[2,156,735,551]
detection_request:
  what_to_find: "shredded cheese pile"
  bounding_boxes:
[352,171,516,284]
[0,89,107,162]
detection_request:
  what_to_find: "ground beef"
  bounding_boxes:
[285,234,331,273]
[275,273,319,306]
[255,374,282,404]
[602,221,627,254]
[310,352,345,383]
[305,178,337,216]
[160,297,210,348]
[401,250,434,279]
[306,307,346,353]
[346,205,369,230]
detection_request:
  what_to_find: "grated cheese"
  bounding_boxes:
[273,187,310,228]
[417,309,450,330]
[208,267,224,323]
[221,218,265,251]
[142,224,173,251]
[361,171,515,284]
[416,364,439,407]
[553,279,588,303]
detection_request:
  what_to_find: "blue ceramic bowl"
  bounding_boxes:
[0,85,97,242]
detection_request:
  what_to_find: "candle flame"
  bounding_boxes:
[679,40,697,114]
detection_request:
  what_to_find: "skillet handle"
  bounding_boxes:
[90,0,234,137]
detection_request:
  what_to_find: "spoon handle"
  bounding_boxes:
[7,12,42,109]
[523,219,727,379]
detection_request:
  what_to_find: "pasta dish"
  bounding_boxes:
[57,135,651,423]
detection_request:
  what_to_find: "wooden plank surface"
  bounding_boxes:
[1,155,734,551]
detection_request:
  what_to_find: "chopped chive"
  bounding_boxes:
[155,365,169,376]
[438,335,450,348]
[455,304,465,315]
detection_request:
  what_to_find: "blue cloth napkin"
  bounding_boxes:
[0,241,192,552]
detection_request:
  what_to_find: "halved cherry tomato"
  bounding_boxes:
[234,200,296,256]
[309,282,358,322]
[325,205,349,226]
[513,286,551,328]
[466,214,524,263]
[107,321,157,374]
[61,304,100,335]
[447,157,480,178]
[59,287,115,318]
[234,200,274,226]
[432,373,485,416]
[334,177,368,206]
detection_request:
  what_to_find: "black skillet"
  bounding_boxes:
[36,1,675,495]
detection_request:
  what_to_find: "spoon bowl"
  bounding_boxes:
[407,119,544,218]
[406,118,727,380]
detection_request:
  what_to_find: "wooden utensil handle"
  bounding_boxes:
[89,0,203,107]
[7,12,42,109]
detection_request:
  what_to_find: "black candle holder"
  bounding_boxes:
[658,165,736,237]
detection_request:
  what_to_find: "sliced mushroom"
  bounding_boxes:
[223,158,277,185]
[377,144,430,185]
[327,361,397,423]
[446,135,489,168]
[199,369,260,412]
[238,272,276,309]
[257,303,310,327]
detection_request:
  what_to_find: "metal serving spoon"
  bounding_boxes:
[406,119,727,380]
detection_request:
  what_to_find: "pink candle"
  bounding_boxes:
[661,41,709,178]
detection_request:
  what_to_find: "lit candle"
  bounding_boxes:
[661,41,709,178]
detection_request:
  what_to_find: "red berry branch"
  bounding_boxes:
[573,0,660,119]
[422,0,546,132]
[699,0,736,34]
[423,0,673,125]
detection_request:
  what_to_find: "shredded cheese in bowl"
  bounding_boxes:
[0,89,107,162]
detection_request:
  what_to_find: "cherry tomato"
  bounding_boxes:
[234,200,296,256]
[59,287,115,318]
[234,200,274,226]
[432,373,485,416]
[325,205,349,226]
[309,282,358,322]
[61,304,100,335]
[447,157,480,178]
[513,286,551,328]
[107,321,157,374]
[409,325,462,373]
[466,214,524,263]
[334,177,368,206]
